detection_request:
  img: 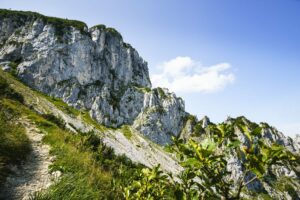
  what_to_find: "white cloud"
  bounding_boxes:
[151,56,235,93]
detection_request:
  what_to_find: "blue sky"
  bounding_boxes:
[1,0,300,137]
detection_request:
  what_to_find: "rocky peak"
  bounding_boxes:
[200,115,210,128]
[133,88,187,145]
[293,134,300,152]
[0,9,185,144]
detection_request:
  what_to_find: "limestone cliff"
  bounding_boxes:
[0,9,187,145]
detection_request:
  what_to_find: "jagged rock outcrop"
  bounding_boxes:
[294,134,300,153]
[133,88,186,145]
[0,9,187,144]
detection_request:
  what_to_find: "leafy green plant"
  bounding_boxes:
[171,124,298,200]
[123,165,172,200]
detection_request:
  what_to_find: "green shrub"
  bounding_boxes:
[156,87,167,99]
[91,25,124,40]
[123,165,173,200]
[121,125,132,139]
[83,133,101,151]
[41,113,65,129]
[91,24,106,30]
[0,75,24,103]
[106,27,123,39]
[193,123,205,135]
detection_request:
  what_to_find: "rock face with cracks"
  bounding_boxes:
[0,9,187,145]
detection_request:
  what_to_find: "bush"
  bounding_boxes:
[121,125,132,139]
[41,113,65,129]
[0,76,24,103]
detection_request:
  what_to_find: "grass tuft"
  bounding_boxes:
[121,125,132,139]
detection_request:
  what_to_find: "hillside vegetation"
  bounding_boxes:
[0,70,146,199]
[0,76,30,185]
[0,70,299,199]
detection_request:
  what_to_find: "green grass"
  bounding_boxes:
[0,77,31,185]
[91,24,106,30]
[1,91,142,199]
[33,114,143,199]
[0,69,147,199]
[91,24,124,41]
[134,86,151,93]
[8,61,19,77]
[154,87,167,99]
[80,111,110,133]
[0,75,24,103]
[0,102,31,185]
[34,123,114,199]
[0,9,87,42]
[0,69,81,119]
[121,125,132,139]
[42,95,80,117]
[0,69,110,132]
[0,9,87,32]
[106,27,123,39]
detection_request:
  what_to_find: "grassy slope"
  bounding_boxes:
[0,70,145,199]
[1,69,299,200]
[0,76,31,185]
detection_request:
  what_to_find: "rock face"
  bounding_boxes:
[0,9,187,144]
[294,134,300,153]
[133,88,186,145]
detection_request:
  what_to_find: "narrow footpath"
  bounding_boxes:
[0,118,57,200]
